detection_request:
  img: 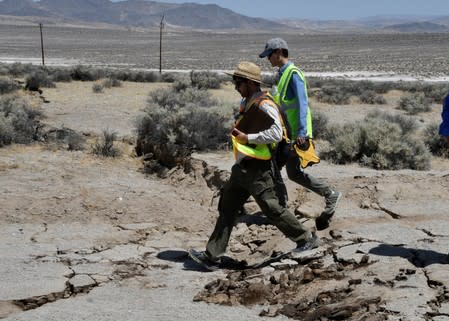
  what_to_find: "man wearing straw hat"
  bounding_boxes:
[189,61,319,271]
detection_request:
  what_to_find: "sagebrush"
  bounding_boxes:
[91,129,120,157]
[136,83,233,173]
[0,95,42,147]
[423,123,449,158]
[321,110,430,170]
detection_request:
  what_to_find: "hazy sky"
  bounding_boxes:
[110,0,449,20]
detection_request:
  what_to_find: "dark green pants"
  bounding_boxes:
[206,159,311,260]
[285,150,332,198]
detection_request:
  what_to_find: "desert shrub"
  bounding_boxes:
[398,93,431,115]
[136,84,232,172]
[310,79,394,103]
[0,117,14,146]
[91,129,120,157]
[122,70,158,83]
[367,110,419,134]
[0,76,20,94]
[323,123,363,164]
[92,83,104,93]
[6,62,38,77]
[354,80,395,95]
[173,76,191,92]
[423,123,449,158]
[421,83,449,103]
[391,81,422,93]
[70,65,104,81]
[315,85,351,105]
[0,62,165,84]
[345,80,369,96]
[370,81,395,94]
[102,77,122,88]
[135,71,159,83]
[160,72,183,83]
[190,70,221,89]
[392,82,449,102]
[25,71,55,91]
[322,111,430,170]
[0,95,42,146]
[359,90,387,105]
[49,68,72,82]
[149,83,217,109]
[311,110,330,140]
[0,65,8,76]
[135,103,232,171]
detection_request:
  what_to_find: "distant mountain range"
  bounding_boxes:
[1,0,449,33]
[280,15,449,34]
[0,0,286,30]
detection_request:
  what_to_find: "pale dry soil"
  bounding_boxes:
[0,81,448,321]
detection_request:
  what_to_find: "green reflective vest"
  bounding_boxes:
[273,63,313,138]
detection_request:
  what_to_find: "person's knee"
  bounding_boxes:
[259,197,284,218]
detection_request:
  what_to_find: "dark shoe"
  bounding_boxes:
[315,215,331,231]
[316,191,342,231]
[188,249,220,271]
[293,233,320,253]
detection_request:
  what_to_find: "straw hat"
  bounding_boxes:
[225,61,262,83]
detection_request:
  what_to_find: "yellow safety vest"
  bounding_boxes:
[273,63,313,138]
[232,92,286,161]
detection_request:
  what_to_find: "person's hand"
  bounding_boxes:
[296,136,307,145]
[231,128,248,144]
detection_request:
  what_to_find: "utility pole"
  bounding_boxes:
[39,23,45,66]
[159,14,165,74]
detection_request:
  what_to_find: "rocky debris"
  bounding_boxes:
[191,201,449,321]
[193,253,390,320]
[279,292,385,321]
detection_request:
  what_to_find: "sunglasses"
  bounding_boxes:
[233,77,246,87]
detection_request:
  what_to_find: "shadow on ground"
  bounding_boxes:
[157,250,248,272]
[369,244,449,267]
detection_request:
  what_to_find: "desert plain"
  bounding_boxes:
[0,23,449,321]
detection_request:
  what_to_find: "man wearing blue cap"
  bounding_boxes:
[259,38,341,231]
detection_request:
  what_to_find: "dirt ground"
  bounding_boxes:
[1,80,449,321]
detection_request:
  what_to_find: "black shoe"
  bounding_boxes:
[293,233,320,253]
[188,249,220,271]
[315,215,331,231]
[316,191,342,231]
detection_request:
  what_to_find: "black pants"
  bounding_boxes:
[206,159,311,259]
